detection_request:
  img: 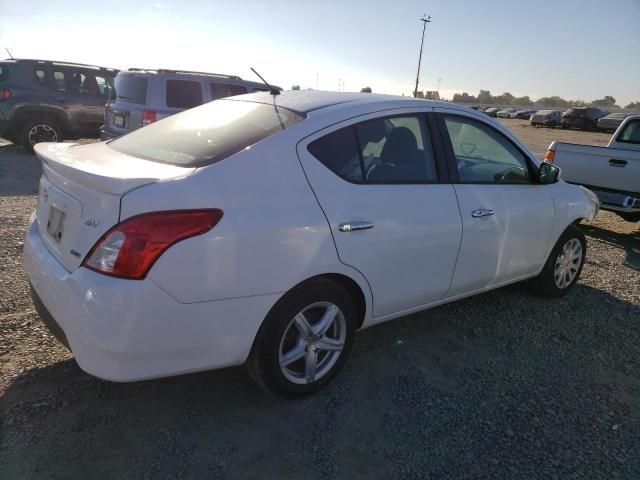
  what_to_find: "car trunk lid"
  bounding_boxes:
[34,142,195,272]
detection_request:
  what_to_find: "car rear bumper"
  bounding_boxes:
[99,125,122,141]
[569,185,640,214]
[23,216,279,382]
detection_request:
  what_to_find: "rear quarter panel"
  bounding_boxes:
[119,128,373,319]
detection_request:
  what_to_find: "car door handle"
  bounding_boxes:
[609,159,627,167]
[338,221,375,232]
[471,209,495,218]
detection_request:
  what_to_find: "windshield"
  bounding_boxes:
[108,99,305,167]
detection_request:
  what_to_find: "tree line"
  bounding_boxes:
[451,90,639,110]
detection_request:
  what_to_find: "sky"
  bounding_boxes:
[1,0,639,106]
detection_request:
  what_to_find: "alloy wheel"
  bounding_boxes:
[278,301,346,385]
[28,124,58,146]
[554,238,583,289]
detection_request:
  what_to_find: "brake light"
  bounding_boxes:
[142,110,156,126]
[83,209,223,279]
[0,88,11,101]
[544,150,555,162]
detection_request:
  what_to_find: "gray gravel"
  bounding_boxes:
[0,134,639,479]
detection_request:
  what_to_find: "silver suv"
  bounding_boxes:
[100,68,280,139]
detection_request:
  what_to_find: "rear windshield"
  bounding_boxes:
[108,99,305,167]
[114,75,148,104]
[0,64,9,82]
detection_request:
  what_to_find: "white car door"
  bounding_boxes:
[296,110,462,319]
[435,109,554,297]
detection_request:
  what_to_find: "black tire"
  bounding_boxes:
[19,117,63,152]
[247,278,357,397]
[529,224,586,298]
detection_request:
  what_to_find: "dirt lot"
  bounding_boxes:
[1,121,639,479]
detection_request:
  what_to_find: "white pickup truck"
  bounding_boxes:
[545,115,640,222]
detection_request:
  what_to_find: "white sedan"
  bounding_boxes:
[24,91,599,396]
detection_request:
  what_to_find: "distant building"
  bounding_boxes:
[413,91,424,99]
[425,91,440,100]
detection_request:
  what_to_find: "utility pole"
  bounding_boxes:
[413,14,431,98]
[437,78,442,94]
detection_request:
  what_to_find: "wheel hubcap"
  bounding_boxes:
[28,124,58,146]
[553,238,582,289]
[279,301,346,385]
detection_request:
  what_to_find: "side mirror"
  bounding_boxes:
[538,162,560,184]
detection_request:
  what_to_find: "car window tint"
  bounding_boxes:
[52,71,66,92]
[34,69,46,85]
[166,80,203,108]
[94,75,110,96]
[0,65,8,82]
[308,128,363,183]
[617,120,640,144]
[72,72,101,96]
[109,100,304,167]
[114,75,148,104]
[359,115,437,183]
[210,83,248,100]
[444,115,531,184]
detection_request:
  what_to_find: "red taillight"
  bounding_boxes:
[141,110,156,127]
[0,88,11,101]
[83,209,223,279]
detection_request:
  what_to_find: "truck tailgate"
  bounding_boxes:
[553,143,640,193]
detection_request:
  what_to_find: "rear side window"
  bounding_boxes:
[166,80,203,108]
[52,71,66,92]
[210,83,248,100]
[114,75,148,104]
[34,69,46,85]
[616,119,640,144]
[0,65,9,82]
[108,100,304,167]
[308,128,363,183]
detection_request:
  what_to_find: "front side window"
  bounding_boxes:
[52,71,66,92]
[444,115,531,184]
[34,69,46,85]
[94,75,111,97]
[166,80,203,108]
[617,120,640,144]
[210,83,248,100]
[308,114,438,184]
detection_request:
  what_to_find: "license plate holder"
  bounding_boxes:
[113,114,125,128]
[46,206,66,243]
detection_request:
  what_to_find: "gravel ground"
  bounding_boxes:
[1,122,639,479]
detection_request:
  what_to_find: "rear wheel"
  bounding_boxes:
[20,118,63,152]
[247,278,356,397]
[529,224,586,298]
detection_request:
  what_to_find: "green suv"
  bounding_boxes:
[0,58,117,151]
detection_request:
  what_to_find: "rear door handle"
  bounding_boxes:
[471,209,495,218]
[338,221,375,232]
[609,159,627,167]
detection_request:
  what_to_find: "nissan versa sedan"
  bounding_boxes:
[24,91,599,397]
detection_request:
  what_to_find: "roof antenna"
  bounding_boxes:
[250,67,280,95]
[5,48,14,59]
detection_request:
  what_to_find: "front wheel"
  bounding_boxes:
[529,224,586,298]
[247,278,356,397]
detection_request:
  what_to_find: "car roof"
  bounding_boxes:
[227,90,448,114]
[117,68,276,90]
[1,58,117,72]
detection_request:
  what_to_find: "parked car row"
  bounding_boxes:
[0,58,280,151]
[468,104,634,132]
